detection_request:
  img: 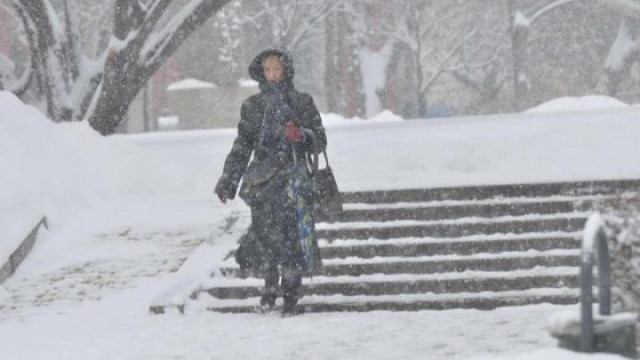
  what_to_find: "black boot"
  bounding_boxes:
[258,259,280,312]
[259,293,277,312]
[280,265,303,316]
[281,295,302,316]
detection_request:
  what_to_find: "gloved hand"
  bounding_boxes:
[285,122,305,143]
[214,175,236,203]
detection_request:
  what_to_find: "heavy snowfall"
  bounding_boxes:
[1,90,639,359]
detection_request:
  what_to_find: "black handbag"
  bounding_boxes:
[310,139,343,219]
[238,156,285,205]
[234,224,264,272]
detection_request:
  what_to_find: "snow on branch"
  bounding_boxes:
[605,20,640,72]
[138,0,172,40]
[5,0,232,134]
[140,0,230,73]
[529,0,582,25]
[594,0,640,19]
[420,30,476,93]
[287,0,346,50]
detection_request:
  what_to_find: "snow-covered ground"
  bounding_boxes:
[1,90,638,359]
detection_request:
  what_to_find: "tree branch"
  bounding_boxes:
[421,37,467,94]
[288,0,346,50]
[140,0,232,76]
[529,0,583,25]
[7,65,33,96]
[591,0,640,19]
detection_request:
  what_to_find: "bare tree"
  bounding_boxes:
[384,0,488,117]
[506,0,584,106]
[603,18,640,95]
[241,0,346,52]
[3,0,231,135]
[324,0,365,117]
[213,0,243,85]
[593,0,640,17]
[589,0,640,96]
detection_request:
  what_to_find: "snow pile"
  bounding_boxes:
[0,91,215,259]
[526,96,628,113]
[472,348,625,360]
[0,92,50,259]
[158,115,180,130]
[167,78,216,91]
[238,78,259,87]
[589,195,640,314]
[548,308,637,337]
[321,109,403,127]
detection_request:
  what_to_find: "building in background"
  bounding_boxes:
[165,78,258,130]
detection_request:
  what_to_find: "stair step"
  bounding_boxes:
[341,179,640,203]
[317,215,587,240]
[320,251,579,276]
[142,180,640,315]
[200,287,580,313]
[204,267,578,299]
[220,250,579,277]
[319,233,581,258]
[328,198,595,223]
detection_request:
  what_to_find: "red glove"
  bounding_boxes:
[285,122,305,143]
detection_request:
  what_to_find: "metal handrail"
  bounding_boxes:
[0,217,48,283]
[580,213,612,352]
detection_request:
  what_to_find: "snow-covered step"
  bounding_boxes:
[189,180,640,314]
[327,197,595,223]
[203,266,578,299]
[198,287,581,313]
[343,194,607,210]
[341,179,640,204]
[319,232,581,259]
[319,249,579,276]
[316,213,588,241]
[220,249,579,277]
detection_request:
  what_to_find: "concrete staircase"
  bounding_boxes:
[197,179,640,313]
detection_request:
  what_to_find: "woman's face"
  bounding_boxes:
[263,56,284,82]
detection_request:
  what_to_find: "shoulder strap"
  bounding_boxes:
[255,94,271,155]
[289,90,301,124]
[308,132,331,176]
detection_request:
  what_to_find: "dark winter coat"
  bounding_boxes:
[215,49,326,278]
[214,49,326,201]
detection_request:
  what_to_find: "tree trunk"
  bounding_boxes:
[413,23,427,117]
[511,23,529,101]
[9,0,232,135]
[508,1,530,108]
[415,51,428,118]
[324,11,339,113]
[88,50,147,135]
[16,0,74,121]
[605,18,640,96]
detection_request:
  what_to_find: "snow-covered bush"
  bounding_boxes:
[594,195,640,313]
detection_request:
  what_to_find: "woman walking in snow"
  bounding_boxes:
[214,48,326,315]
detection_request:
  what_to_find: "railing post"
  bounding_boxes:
[580,250,594,352]
[553,212,636,357]
[596,227,611,316]
[580,214,612,353]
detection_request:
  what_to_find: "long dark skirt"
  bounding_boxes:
[250,174,305,301]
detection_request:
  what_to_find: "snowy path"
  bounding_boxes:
[0,212,592,360]
[0,294,578,360]
[0,225,212,318]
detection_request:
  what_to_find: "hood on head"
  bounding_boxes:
[248,48,295,84]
